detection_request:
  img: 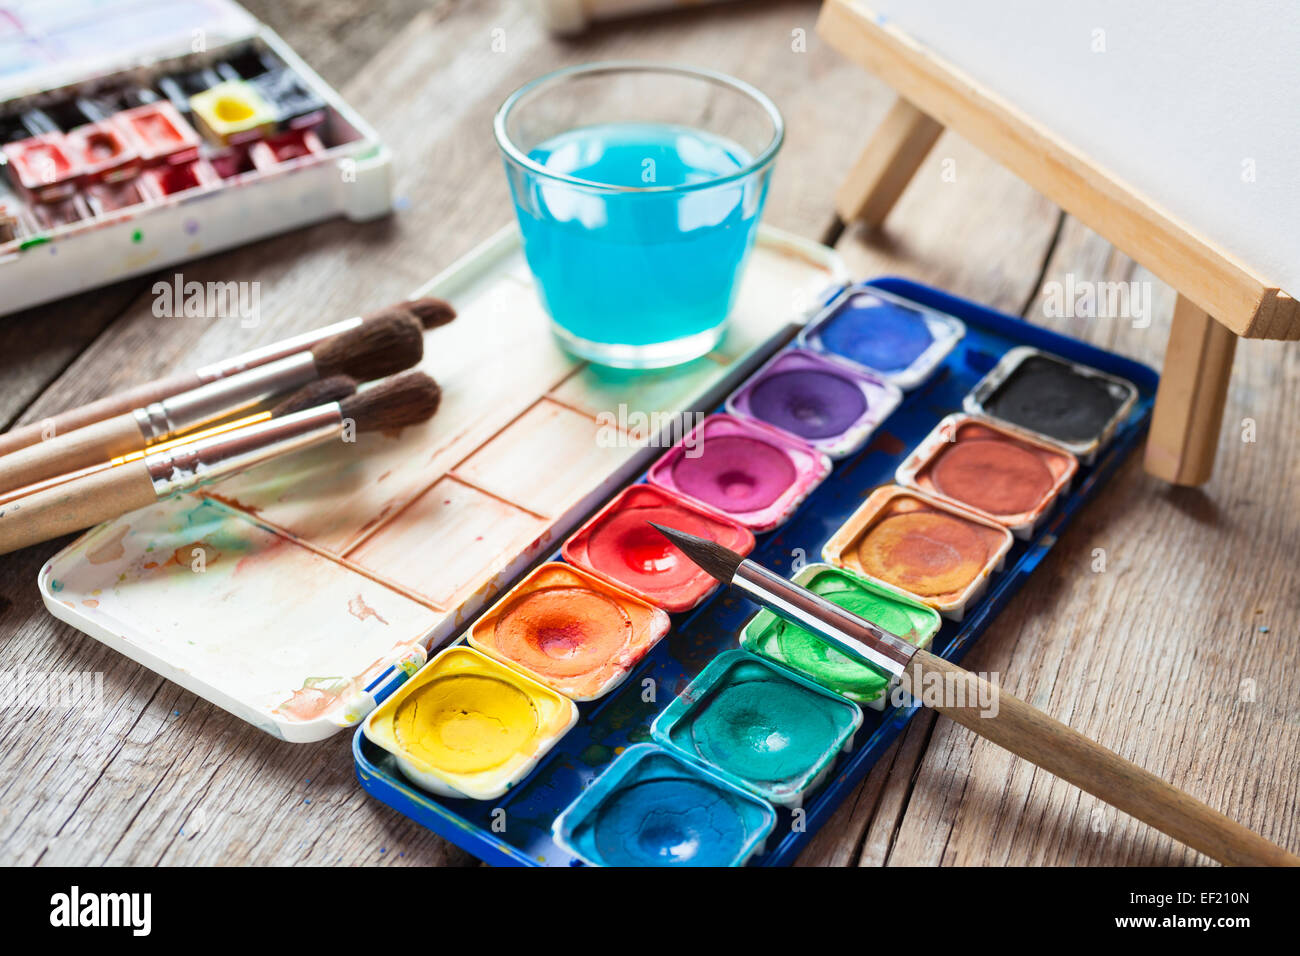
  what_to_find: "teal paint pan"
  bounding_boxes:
[651,650,863,807]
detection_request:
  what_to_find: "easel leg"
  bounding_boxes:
[835,96,944,225]
[1145,294,1238,485]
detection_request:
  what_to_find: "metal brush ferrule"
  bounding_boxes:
[144,404,344,497]
[135,352,318,442]
[193,318,361,382]
[733,562,917,679]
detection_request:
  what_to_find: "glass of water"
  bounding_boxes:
[494,62,784,369]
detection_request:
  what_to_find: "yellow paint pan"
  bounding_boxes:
[363,645,578,801]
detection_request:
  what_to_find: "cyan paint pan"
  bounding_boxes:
[551,744,776,867]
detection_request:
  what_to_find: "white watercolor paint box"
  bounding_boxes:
[0,0,392,315]
[38,224,847,741]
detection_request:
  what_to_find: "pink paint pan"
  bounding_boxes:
[64,121,140,184]
[210,146,256,180]
[647,413,831,533]
[896,414,1078,539]
[2,134,81,202]
[563,483,756,613]
[112,102,202,166]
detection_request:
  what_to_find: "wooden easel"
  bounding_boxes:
[817,0,1300,485]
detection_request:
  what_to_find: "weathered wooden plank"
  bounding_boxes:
[879,216,1300,865]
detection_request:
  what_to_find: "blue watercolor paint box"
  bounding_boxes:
[651,649,862,808]
[352,275,1159,866]
[551,744,777,867]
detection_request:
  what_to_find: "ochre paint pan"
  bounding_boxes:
[822,485,1013,621]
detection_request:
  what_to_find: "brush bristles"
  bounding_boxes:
[648,523,745,583]
[341,371,441,433]
[399,297,457,329]
[312,313,423,382]
[270,375,357,417]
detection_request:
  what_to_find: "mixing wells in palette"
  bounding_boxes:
[468,562,669,701]
[741,564,940,709]
[647,414,831,532]
[965,347,1138,462]
[651,651,862,807]
[823,486,1013,619]
[562,483,755,613]
[364,646,578,801]
[726,348,901,459]
[552,745,776,867]
[799,288,965,390]
[898,414,1078,538]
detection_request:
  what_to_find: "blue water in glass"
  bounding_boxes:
[509,122,769,351]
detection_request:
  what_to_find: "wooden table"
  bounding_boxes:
[0,0,1295,867]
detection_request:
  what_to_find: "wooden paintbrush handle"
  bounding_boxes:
[0,460,158,556]
[908,648,1299,866]
[0,371,200,458]
[0,414,146,494]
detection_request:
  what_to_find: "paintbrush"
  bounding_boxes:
[0,314,423,494]
[649,522,1300,867]
[0,376,359,508]
[0,371,440,557]
[0,296,454,458]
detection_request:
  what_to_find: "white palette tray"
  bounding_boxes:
[38,224,847,741]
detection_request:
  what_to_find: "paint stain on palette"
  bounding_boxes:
[41,496,439,741]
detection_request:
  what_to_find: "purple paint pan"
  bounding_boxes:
[647,414,831,533]
[725,348,902,459]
